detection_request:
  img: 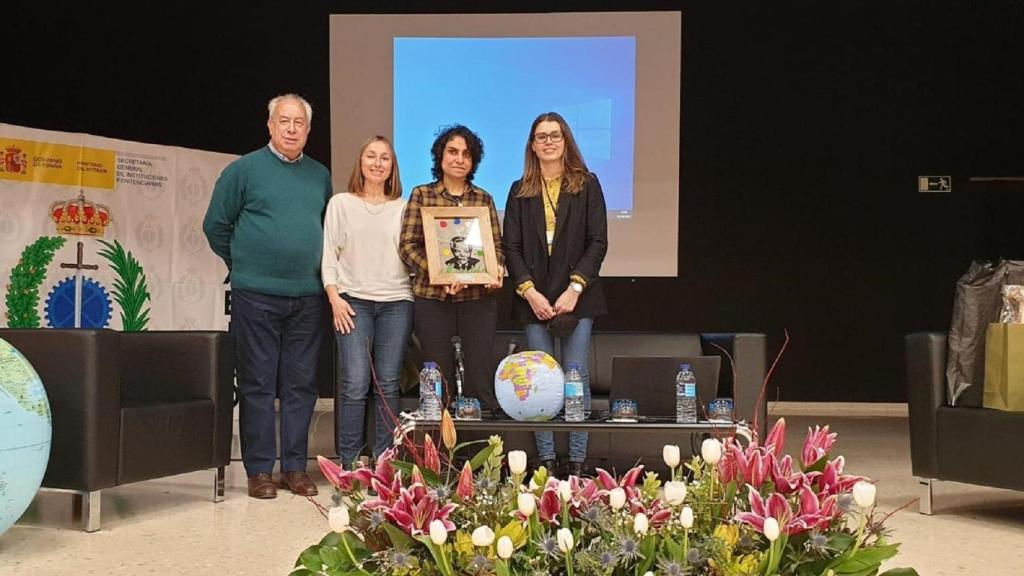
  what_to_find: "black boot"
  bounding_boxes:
[568,461,584,478]
[540,459,558,475]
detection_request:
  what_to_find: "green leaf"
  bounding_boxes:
[879,568,920,576]
[390,460,441,485]
[319,546,346,569]
[319,532,342,547]
[833,545,900,573]
[298,545,325,571]
[288,569,317,576]
[636,534,657,574]
[662,535,684,561]
[469,445,496,471]
[382,521,416,550]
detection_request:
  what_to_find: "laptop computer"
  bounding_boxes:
[610,356,722,420]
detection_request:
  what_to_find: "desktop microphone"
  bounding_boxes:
[506,337,519,357]
[451,336,466,397]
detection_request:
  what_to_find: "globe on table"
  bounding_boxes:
[494,351,564,422]
[0,338,51,536]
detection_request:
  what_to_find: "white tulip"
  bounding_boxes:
[528,477,540,491]
[497,535,514,559]
[517,492,536,516]
[633,512,649,536]
[680,505,694,529]
[644,573,655,576]
[608,487,627,510]
[763,517,780,542]
[471,525,495,547]
[664,481,687,506]
[701,438,723,465]
[556,527,574,552]
[508,450,528,475]
[558,479,572,502]
[853,481,877,508]
[429,519,448,545]
[663,444,681,468]
[328,506,350,533]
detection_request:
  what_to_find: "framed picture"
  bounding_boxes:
[421,206,500,285]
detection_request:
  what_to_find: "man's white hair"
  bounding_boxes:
[267,93,313,122]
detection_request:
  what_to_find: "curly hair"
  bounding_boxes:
[430,124,485,183]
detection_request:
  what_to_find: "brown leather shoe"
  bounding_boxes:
[279,471,318,496]
[247,473,277,499]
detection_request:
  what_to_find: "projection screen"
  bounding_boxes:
[329,12,680,277]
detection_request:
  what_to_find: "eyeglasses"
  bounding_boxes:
[533,131,564,144]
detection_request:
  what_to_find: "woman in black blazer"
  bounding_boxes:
[503,112,608,476]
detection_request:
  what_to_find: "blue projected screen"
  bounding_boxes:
[394,37,636,212]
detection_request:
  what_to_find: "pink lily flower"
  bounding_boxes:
[375,446,397,484]
[422,434,441,475]
[771,454,811,495]
[735,485,791,534]
[764,417,787,454]
[813,456,865,497]
[456,461,474,502]
[630,498,674,528]
[317,455,374,492]
[537,480,563,525]
[383,481,457,536]
[801,425,838,469]
[361,471,404,511]
[594,465,646,504]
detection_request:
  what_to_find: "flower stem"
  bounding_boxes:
[339,533,371,576]
[565,550,574,576]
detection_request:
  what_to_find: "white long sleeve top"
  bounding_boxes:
[321,193,412,302]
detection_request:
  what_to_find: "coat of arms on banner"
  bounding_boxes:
[5,190,150,331]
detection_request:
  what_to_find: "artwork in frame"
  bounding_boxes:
[421,206,500,285]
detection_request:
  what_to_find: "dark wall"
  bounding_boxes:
[4,2,1023,401]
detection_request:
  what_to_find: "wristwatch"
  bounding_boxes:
[570,281,584,294]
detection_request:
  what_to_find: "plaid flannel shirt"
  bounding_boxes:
[399,181,504,301]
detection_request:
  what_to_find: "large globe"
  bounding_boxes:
[494,351,565,422]
[0,338,51,535]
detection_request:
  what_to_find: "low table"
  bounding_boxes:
[400,414,751,441]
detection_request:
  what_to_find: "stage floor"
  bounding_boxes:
[3,415,1023,575]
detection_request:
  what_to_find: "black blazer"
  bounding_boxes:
[503,173,608,325]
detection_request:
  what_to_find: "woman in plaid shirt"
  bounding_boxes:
[399,125,504,413]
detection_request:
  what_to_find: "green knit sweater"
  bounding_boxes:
[203,146,332,297]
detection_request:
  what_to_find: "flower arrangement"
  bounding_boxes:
[292,412,917,576]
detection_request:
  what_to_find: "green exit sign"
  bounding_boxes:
[918,176,951,192]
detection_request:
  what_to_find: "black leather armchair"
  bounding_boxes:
[0,329,233,531]
[906,332,1024,513]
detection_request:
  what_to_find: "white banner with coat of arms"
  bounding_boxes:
[0,123,235,331]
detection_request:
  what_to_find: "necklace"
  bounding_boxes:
[360,196,387,215]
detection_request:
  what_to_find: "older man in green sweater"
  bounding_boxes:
[203,94,332,499]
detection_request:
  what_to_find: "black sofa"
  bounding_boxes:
[346,331,767,473]
[0,329,234,531]
[906,332,1024,513]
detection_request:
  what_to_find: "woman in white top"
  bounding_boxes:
[322,135,413,468]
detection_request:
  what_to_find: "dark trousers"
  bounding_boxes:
[414,296,499,413]
[231,288,324,476]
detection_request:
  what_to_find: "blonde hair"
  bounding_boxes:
[515,112,590,199]
[345,136,402,199]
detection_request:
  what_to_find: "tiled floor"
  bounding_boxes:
[3,415,1023,575]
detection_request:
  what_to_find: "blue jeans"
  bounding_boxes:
[231,289,324,476]
[335,295,413,467]
[529,317,593,463]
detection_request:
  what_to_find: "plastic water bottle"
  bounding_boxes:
[419,362,443,420]
[564,363,585,422]
[676,363,698,423]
